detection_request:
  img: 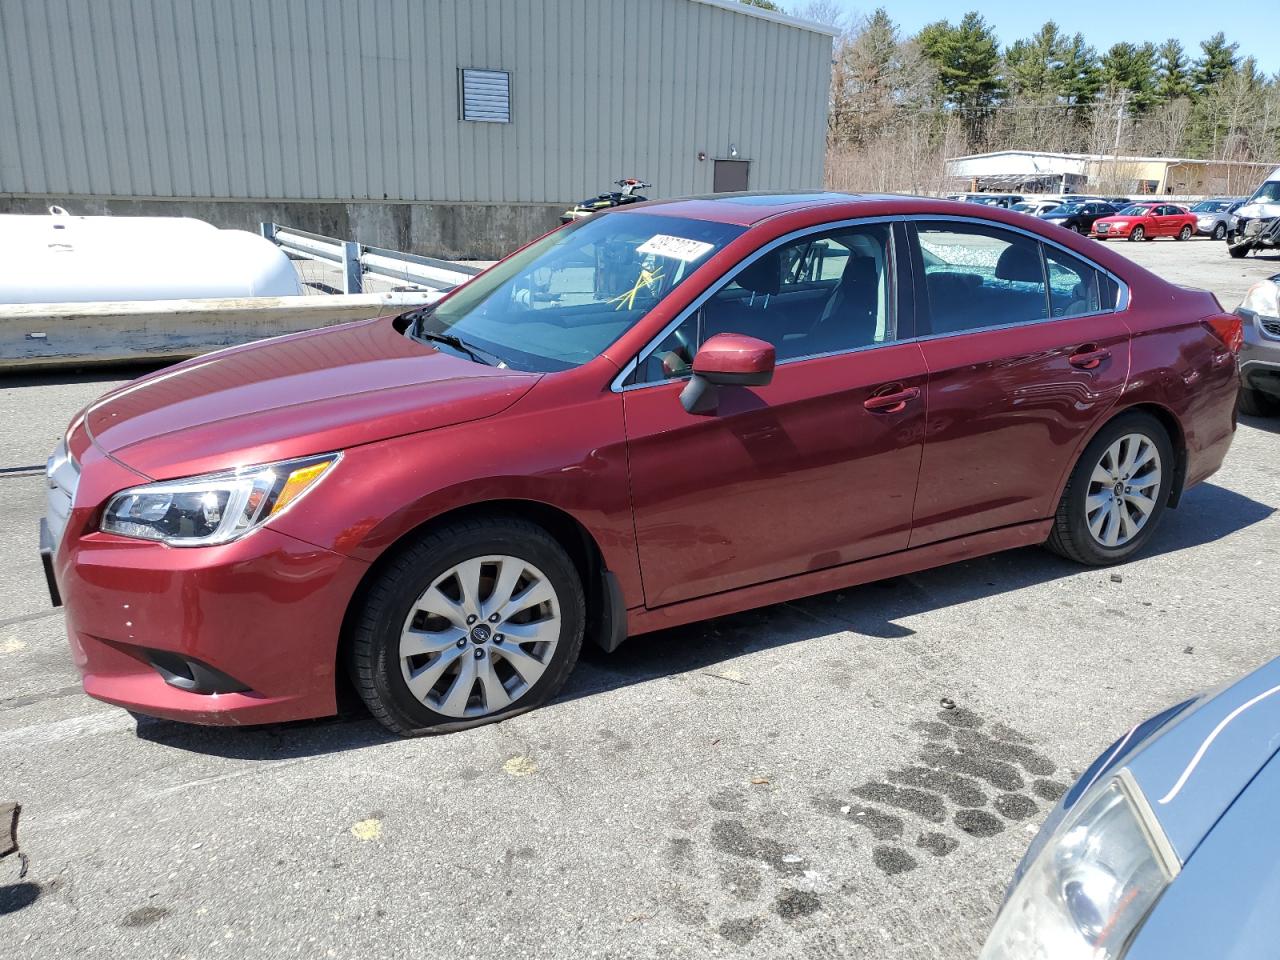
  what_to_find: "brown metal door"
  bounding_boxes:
[712,160,750,192]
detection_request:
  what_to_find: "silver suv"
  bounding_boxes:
[1237,274,1280,415]
[1191,198,1245,240]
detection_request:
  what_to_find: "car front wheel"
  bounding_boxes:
[1213,223,1226,240]
[1045,413,1174,566]
[347,517,586,736]
[1128,226,1145,241]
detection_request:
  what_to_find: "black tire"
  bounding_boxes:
[346,517,586,736]
[1177,225,1192,241]
[1045,412,1175,566]
[1239,386,1280,418]
[1129,226,1145,242]
[1213,223,1226,240]
[1228,242,1249,259]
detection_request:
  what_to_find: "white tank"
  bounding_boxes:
[0,209,302,303]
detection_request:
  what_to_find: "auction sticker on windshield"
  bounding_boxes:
[636,234,716,262]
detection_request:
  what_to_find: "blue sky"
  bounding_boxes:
[809,1,1278,74]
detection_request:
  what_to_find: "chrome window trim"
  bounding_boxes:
[609,212,1131,393]
[610,214,903,393]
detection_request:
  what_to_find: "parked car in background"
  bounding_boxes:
[43,192,1241,736]
[1227,166,1280,259]
[949,193,1025,208]
[1236,274,1280,416]
[1092,203,1197,241]
[1039,201,1118,235]
[1190,198,1245,240]
[1103,196,1132,206]
[981,655,1280,960]
[1012,200,1062,216]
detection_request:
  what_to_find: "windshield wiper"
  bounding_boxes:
[416,330,501,366]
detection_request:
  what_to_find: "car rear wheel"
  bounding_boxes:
[1045,412,1174,566]
[347,517,585,736]
[1177,225,1192,241]
[1239,386,1280,417]
[1212,223,1227,240]
[1128,226,1145,242]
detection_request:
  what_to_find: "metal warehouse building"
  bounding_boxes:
[0,0,833,258]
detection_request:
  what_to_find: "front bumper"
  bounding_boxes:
[1237,307,1280,398]
[51,436,370,725]
[58,524,368,725]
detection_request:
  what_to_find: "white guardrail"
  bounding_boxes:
[260,223,481,294]
[0,291,437,371]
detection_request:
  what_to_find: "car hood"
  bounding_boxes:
[85,316,541,479]
[1123,749,1280,960]
[1123,655,1280,863]
[1237,200,1280,220]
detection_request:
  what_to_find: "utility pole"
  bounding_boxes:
[1113,89,1128,157]
[1110,89,1128,194]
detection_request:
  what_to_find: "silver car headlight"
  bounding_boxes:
[981,773,1178,960]
[101,453,340,546]
[1240,280,1280,319]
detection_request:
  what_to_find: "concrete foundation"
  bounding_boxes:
[0,196,568,261]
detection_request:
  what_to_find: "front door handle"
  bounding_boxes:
[863,386,920,413]
[1069,345,1111,369]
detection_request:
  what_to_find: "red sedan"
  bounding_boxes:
[42,193,1242,735]
[1091,202,1197,241]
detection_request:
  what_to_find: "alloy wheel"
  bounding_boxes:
[1085,434,1162,548]
[398,555,561,718]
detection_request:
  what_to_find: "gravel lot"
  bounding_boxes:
[2,238,1278,959]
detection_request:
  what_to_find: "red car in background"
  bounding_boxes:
[1091,202,1197,241]
[42,193,1242,736]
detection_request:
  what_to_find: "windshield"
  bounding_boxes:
[409,213,745,372]
[1051,204,1082,215]
[1250,180,1280,203]
[1192,200,1229,212]
[1118,205,1152,216]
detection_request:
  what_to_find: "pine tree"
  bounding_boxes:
[1192,32,1239,94]
[1053,33,1102,108]
[1101,42,1159,114]
[1155,39,1192,102]
[1004,22,1064,100]
[917,11,1002,132]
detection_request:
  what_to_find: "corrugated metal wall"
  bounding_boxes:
[0,0,831,204]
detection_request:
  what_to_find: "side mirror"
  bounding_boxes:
[679,333,775,414]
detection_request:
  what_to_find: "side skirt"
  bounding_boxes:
[625,519,1054,637]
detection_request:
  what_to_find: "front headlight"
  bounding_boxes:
[101,453,339,546]
[981,773,1178,960]
[1240,280,1280,319]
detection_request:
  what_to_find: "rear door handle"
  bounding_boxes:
[863,386,920,413]
[1069,345,1111,369]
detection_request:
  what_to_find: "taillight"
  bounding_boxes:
[1202,314,1244,354]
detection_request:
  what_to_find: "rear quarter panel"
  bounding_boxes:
[1115,286,1238,491]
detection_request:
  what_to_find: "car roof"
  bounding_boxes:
[617,191,904,226]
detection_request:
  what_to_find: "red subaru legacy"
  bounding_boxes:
[42,193,1241,735]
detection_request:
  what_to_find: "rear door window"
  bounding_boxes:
[914,222,1048,335]
[1044,247,1110,318]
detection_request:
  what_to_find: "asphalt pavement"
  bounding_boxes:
[1,239,1278,959]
